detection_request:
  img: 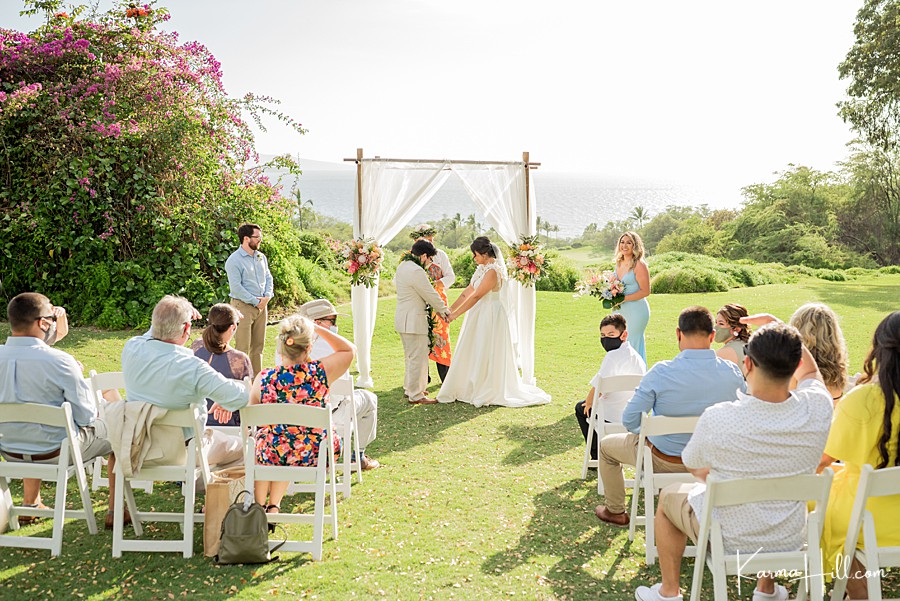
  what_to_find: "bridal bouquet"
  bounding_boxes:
[342,237,383,287]
[507,235,548,287]
[575,270,625,309]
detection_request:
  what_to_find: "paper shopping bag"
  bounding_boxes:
[203,467,246,557]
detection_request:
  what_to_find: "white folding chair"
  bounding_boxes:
[330,373,363,498]
[87,370,152,494]
[628,413,699,565]
[241,404,338,561]
[112,405,209,558]
[691,470,834,601]
[0,402,98,556]
[580,374,643,495]
[830,464,900,601]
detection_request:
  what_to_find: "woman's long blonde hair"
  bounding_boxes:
[615,231,646,268]
[789,303,848,393]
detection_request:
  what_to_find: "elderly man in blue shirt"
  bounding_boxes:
[0,293,112,524]
[224,223,273,375]
[594,305,746,527]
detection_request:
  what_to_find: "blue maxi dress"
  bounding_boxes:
[615,269,650,363]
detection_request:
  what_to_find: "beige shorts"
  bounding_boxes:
[660,482,701,543]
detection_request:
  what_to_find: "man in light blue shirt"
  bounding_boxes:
[224,223,273,375]
[0,293,111,515]
[121,295,249,416]
[594,306,746,528]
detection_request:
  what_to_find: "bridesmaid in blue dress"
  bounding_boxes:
[614,231,651,363]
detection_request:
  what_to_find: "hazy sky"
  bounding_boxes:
[2,1,862,190]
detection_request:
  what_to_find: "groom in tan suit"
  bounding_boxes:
[394,240,450,404]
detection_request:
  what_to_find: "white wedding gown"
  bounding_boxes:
[437,262,551,408]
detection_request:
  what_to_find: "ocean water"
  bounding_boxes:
[289,170,745,239]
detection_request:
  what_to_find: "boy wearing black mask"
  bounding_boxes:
[575,314,647,462]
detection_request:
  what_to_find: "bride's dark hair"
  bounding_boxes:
[470,236,496,257]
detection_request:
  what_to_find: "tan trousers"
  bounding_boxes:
[231,298,267,376]
[399,333,429,401]
[598,432,688,514]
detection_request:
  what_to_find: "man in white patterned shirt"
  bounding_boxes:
[634,319,833,601]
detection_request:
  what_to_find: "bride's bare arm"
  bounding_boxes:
[449,285,474,313]
[449,269,497,322]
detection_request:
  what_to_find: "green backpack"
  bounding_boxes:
[215,491,285,564]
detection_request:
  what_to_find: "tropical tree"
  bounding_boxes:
[630,205,649,229]
[838,0,900,149]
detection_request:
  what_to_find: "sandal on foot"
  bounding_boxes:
[265,504,280,533]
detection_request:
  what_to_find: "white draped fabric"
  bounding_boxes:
[351,159,538,389]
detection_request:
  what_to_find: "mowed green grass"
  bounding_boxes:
[0,274,898,600]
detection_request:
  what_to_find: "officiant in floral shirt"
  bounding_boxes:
[411,224,455,382]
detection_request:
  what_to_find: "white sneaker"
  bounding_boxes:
[752,584,788,601]
[635,583,683,601]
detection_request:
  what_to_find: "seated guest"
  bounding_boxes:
[0,293,112,524]
[790,302,849,402]
[714,303,751,375]
[819,310,900,599]
[634,318,833,601]
[117,295,249,527]
[299,299,380,470]
[191,303,252,427]
[575,314,647,463]
[250,314,355,517]
[594,306,746,527]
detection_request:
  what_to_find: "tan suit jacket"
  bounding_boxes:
[394,260,449,334]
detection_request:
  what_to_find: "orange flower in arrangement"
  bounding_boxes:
[54,12,69,18]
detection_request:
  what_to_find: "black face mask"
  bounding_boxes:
[601,336,624,352]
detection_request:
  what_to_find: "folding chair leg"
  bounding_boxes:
[113,470,125,558]
[0,477,18,533]
[645,481,657,565]
[50,464,68,557]
[182,476,195,558]
[352,415,363,484]
[123,480,142,536]
[582,418,595,480]
[328,441,338,540]
[75,458,98,535]
[712,562,729,601]
[312,475,325,561]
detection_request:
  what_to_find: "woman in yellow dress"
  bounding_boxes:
[819,311,900,599]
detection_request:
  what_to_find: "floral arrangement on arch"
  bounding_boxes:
[342,237,383,287]
[574,270,625,309]
[507,235,548,287]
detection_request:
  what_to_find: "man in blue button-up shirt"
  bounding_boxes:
[0,293,112,513]
[594,306,746,528]
[224,223,273,375]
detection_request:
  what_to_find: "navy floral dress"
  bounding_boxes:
[254,361,342,466]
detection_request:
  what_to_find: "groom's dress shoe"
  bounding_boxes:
[408,396,438,405]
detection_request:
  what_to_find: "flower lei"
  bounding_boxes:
[507,234,548,287]
[342,237,383,287]
[401,252,439,349]
[409,225,437,240]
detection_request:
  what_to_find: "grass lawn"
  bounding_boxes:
[1,273,898,600]
[553,246,613,271]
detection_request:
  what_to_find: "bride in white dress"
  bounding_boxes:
[437,236,551,408]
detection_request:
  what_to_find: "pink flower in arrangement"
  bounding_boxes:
[535,255,544,265]
[348,261,359,274]
[527,264,538,274]
[518,256,529,267]
[358,254,368,265]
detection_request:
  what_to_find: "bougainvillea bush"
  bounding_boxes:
[0,1,336,327]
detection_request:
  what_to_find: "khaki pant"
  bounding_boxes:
[399,333,429,401]
[231,298,267,376]
[598,432,688,514]
[659,482,701,543]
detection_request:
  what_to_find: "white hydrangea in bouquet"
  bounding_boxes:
[507,235,548,287]
[343,237,383,287]
[574,270,625,309]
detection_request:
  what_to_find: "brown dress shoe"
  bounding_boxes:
[104,509,132,530]
[17,502,49,525]
[408,396,438,405]
[360,455,380,470]
[594,505,629,527]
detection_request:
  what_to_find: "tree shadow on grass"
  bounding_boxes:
[0,482,311,600]
[496,415,580,466]
[480,478,702,600]
[813,281,900,315]
[368,385,497,459]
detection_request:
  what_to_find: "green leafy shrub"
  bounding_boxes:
[651,267,730,294]
[0,2,341,325]
[535,253,581,292]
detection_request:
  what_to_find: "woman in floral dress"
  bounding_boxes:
[248,314,356,517]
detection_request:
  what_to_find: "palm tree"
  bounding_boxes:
[293,189,315,230]
[630,205,649,229]
[536,215,546,240]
